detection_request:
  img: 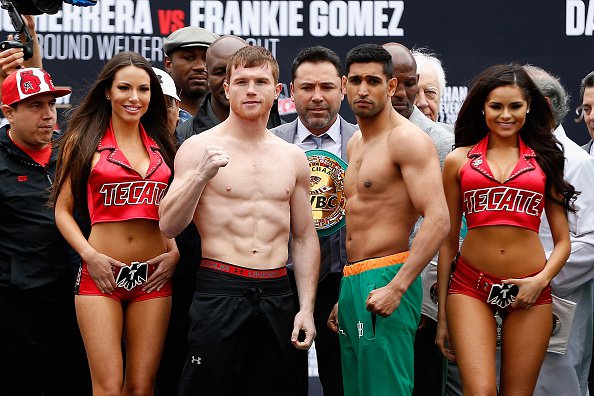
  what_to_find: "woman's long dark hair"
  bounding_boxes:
[52,51,176,218]
[455,64,577,211]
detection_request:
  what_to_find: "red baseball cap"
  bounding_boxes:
[2,68,71,106]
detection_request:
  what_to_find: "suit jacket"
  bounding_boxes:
[409,106,454,169]
[438,121,455,134]
[271,116,357,280]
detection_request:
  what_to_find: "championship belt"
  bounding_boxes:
[494,294,576,353]
[421,261,439,322]
[548,294,577,354]
[305,149,347,237]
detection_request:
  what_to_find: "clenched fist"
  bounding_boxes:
[196,145,229,181]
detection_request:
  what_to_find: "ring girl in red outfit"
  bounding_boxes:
[436,64,577,396]
[52,52,178,395]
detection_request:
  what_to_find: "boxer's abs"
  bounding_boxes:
[195,196,292,269]
[345,194,417,262]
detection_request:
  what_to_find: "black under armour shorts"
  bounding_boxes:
[177,261,302,396]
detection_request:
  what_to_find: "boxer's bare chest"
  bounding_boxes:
[345,142,399,198]
[208,144,296,201]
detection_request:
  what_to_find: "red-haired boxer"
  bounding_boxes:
[160,46,319,396]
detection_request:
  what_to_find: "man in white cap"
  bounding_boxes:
[152,67,181,136]
[162,26,219,124]
[0,68,90,395]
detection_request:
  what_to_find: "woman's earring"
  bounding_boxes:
[527,108,530,114]
[106,95,110,100]
[481,110,485,115]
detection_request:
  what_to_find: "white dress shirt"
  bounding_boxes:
[540,125,594,295]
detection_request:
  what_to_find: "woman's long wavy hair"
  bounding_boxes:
[52,51,176,219]
[454,63,577,211]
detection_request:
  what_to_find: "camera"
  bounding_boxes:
[0,0,96,60]
[7,0,97,15]
[0,39,32,59]
[0,0,33,60]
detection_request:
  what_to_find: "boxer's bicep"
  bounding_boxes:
[166,139,209,197]
[399,135,444,218]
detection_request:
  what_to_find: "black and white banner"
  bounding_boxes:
[0,0,591,142]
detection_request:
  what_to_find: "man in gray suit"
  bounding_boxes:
[271,46,357,396]
[383,42,453,396]
[579,71,594,154]
[578,70,594,396]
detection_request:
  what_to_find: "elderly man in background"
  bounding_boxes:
[412,48,453,133]
[411,49,445,122]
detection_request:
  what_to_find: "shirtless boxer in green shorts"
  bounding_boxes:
[328,44,449,396]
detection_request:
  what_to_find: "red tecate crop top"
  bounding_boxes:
[87,123,171,225]
[460,134,546,232]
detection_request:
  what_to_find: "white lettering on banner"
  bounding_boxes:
[1,12,11,32]
[310,1,404,37]
[190,1,304,36]
[37,34,93,60]
[96,35,164,62]
[34,31,163,62]
[566,0,594,35]
[36,0,153,34]
[440,86,468,124]
[61,4,82,32]
[189,1,402,37]
[245,37,279,57]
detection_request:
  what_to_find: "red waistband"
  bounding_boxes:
[455,255,544,284]
[200,259,287,279]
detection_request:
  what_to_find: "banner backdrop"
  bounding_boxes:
[1,0,592,143]
[1,0,591,391]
